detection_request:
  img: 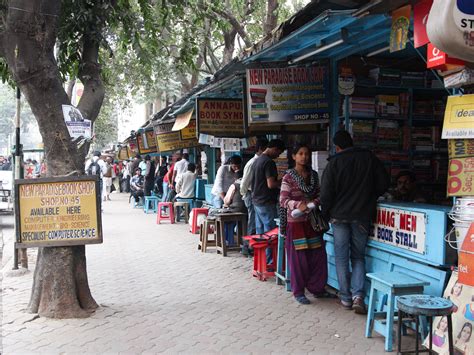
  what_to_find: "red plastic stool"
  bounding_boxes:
[244,229,278,281]
[157,202,175,224]
[190,208,209,234]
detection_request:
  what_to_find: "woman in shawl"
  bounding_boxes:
[280,144,328,305]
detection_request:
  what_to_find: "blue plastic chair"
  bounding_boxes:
[144,196,159,213]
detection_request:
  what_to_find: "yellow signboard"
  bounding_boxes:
[448,139,474,159]
[154,122,199,152]
[442,95,474,139]
[447,157,474,197]
[137,130,157,154]
[181,119,197,140]
[15,176,103,247]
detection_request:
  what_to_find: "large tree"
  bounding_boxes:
[0,0,202,318]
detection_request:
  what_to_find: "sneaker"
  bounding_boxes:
[352,296,367,314]
[339,299,353,310]
[295,295,311,305]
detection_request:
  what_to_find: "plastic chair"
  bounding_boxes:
[190,208,209,234]
[157,202,175,224]
[144,196,159,214]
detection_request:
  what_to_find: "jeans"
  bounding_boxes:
[254,203,278,264]
[243,193,255,235]
[162,182,169,202]
[332,221,370,302]
[212,195,223,208]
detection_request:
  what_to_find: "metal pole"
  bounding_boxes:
[12,87,21,270]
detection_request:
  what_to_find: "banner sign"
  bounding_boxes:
[246,65,330,124]
[137,130,157,154]
[448,139,474,158]
[117,145,129,160]
[390,5,411,53]
[442,94,474,139]
[181,119,197,140]
[154,122,199,152]
[447,157,474,196]
[196,99,244,137]
[458,222,474,287]
[371,206,427,254]
[128,137,139,156]
[61,105,92,139]
[15,176,103,248]
[414,0,433,48]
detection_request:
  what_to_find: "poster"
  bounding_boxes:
[246,65,330,124]
[15,176,102,248]
[390,5,411,53]
[414,0,433,48]
[459,223,474,287]
[196,99,244,136]
[61,105,92,139]
[221,138,241,152]
[136,130,157,154]
[447,157,474,196]
[449,139,474,159]
[154,122,199,152]
[423,271,474,354]
[442,95,474,139]
[371,206,427,254]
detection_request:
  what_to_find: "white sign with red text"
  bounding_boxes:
[371,207,427,254]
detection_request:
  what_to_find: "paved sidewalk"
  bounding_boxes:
[2,193,392,354]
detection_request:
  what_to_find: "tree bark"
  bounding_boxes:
[264,0,279,35]
[0,0,101,318]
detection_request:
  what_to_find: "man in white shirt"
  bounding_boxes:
[240,137,268,235]
[172,152,189,186]
[211,155,242,208]
[176,163,197,199]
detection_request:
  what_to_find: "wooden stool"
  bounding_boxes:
[190,208,209,234]
[176,198,195,209]
[174,201,190,223]
[275,230,291,292]
[199,218,216,252]
[215,212,247,257]
[157,202,175,224]
[365,272,430,352]
[397,295,454,355]
[144,196,159,214]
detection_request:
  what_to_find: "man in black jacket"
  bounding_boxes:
[321,130,389,314]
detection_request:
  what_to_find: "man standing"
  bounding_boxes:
[320,130,389,314]
[176,163,197,199]
[251,139,285,234]
[240,137,268,235]
[211,155,242,208]
[173,152,189,186]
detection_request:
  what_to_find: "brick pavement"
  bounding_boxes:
[1,193,396,354]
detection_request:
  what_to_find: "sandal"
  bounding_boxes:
[313,291,337,299]
[295,295,311,305]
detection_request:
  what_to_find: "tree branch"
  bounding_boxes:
[211,8,252,48]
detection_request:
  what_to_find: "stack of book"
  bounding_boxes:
[401,71,426,87]
[390,151,411,182]
[275,150,288,180]
[344,97,375,118]
[376,120,401,149]
[369,68,401,86]
[376,95,400,117]
[412,127,434,152]
[350,120,376,148]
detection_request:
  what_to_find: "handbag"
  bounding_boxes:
[309,207,330,234]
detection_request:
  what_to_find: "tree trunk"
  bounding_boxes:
[264,0,279,35]
[0,0,102,318]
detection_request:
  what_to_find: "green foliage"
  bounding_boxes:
[90,94,118,151]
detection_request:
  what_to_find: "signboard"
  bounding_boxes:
[458,222,474,286]
[128,137,139,156]
[15,176,103,248]
[154,122,199,152]
[447,157,474,196]
[427,43,465,70]
[61,105,92,139]
[181,119,197,140]
[196,99,244,137]
[414,0,432,48]
[371,206,426,254]
[453,0,474,32]
[117,145,129,160]
[246,65,330,124]
[390,5,411,53]
[442,94,474,139]
[448,139,474,158]
[136,130,157,154]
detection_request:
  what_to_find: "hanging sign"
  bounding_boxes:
[338,66,355,95]
[172,109,194,131]
[246,65,330,124]
[117,145,129,160]
[390,5,411,53]
[181,119,197,140]
[453,0,474,33]
[61,105,92,139]
[414,0,433,48]
[154,122,199,152]
[371,206,427,254]
[442,94,474,139]
[15,176,103,248]
[458,223,474,287]
[128,137,139,156]
[427,43,465,70]
[136,130,157,154]
[447,157,474,196]
[196,99,244,137]
[448,139,474,158]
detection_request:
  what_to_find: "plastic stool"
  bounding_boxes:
[199,218,216,252]
[190,208,209,234]
[397,295,454,355]
[275,230,291,292]
[144,196,159,214]
[174,201,190,223]
[176,198,195,209]
[365,272,430,352]
[244,233,278,281]
[130,195,144,208]
[157,202,175,224]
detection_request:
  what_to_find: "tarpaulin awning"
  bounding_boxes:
[172,109,194,131]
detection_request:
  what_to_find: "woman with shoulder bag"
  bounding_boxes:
[279,144,329,305]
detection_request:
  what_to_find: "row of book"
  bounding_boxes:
[368,68,442,88]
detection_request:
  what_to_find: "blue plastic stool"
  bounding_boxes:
[131,196,144,208]
[275,231,291,292]
[144,196,159,214]
[365,272,430,352]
